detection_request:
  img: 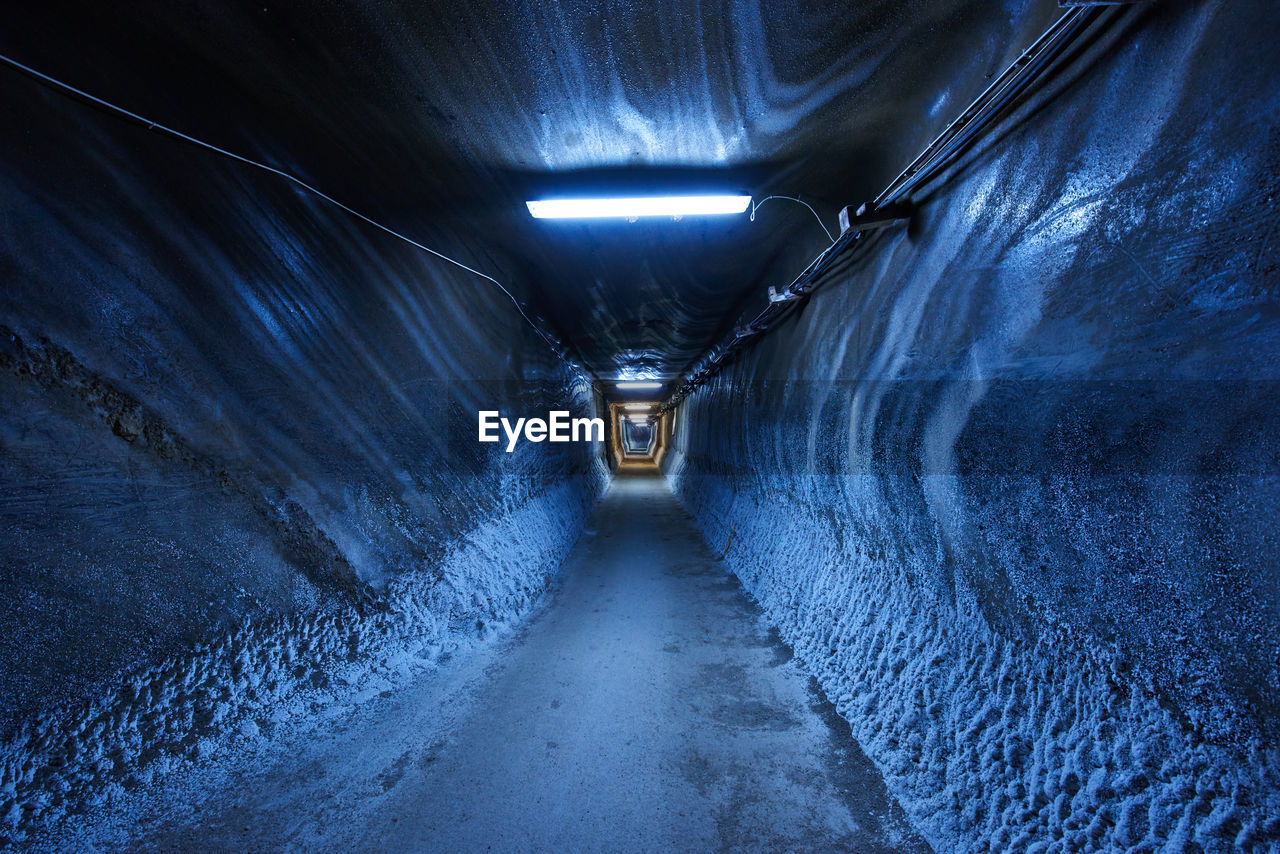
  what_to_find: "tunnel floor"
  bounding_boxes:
[103,473,929,852]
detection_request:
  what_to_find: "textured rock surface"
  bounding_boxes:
[0,35,606,842]
[1,0,1277,849]
[666,2,1280,850]
[1,0,1065,382]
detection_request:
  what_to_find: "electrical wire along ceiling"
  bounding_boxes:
[2,0,1062,382]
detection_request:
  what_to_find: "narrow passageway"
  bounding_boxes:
[130,473,929,852]
[3,3,1276,850]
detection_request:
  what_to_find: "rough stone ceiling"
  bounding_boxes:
[5,0,1058,381]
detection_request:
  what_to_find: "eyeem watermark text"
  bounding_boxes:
[478,411,604,452]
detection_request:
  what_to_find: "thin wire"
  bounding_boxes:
[750,194,835,243]
[0,51,566,355]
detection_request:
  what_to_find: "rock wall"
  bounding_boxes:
[0,51,606,842]
[667,2,1280,850]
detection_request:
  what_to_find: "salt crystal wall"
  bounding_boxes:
[0,48,607,841]
[665,3,1280,851]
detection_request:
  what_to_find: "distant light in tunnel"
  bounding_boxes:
[526,195,751,220]
[615,381,662,390]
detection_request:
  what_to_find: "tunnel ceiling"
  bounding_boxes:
[5,0,1057,382]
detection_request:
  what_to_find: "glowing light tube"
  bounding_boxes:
[526,195,751,219]
[616,381,663,390]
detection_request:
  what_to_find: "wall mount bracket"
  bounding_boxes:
[767,285,803,304]
[838,201,916,235]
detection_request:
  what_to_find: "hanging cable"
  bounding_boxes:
[0,51,568,357]
[663,5,1116,412]
[750,194,835,243]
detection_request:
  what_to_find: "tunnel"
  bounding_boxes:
[1,0,1278,851]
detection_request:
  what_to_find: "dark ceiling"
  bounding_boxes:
[3,0,1058,385]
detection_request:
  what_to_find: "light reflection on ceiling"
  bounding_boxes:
[1,0,1058,382]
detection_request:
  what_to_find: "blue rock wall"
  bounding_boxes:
[0,52,606,841]
[667,2,1280,850]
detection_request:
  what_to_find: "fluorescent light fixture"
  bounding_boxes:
[623,403,654,411]
[527,195,751,220]
[616,381,662,390]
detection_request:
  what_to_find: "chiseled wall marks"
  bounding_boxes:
[0,50,606,842]
[668,2,1279,850]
